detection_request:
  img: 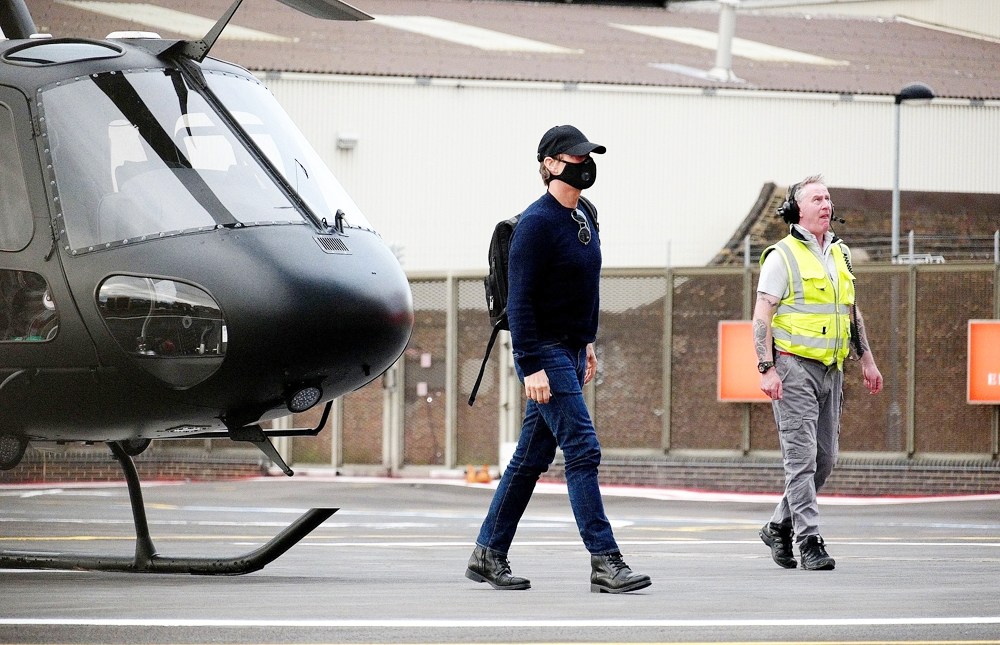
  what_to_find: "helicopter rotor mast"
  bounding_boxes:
[0,0,37,39]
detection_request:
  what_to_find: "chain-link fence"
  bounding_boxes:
[288,264,1000,469]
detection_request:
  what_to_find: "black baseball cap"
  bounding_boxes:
[537,125,606,162]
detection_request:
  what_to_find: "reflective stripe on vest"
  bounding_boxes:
[761,236,856,368]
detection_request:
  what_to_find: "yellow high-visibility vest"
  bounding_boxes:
[761,234,856,369]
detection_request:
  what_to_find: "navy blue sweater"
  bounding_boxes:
[508,191,602,376]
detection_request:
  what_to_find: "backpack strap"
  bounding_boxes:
[578,194,599,232]
[468,316,505,406]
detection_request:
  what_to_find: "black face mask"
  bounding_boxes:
[552,157,597,190]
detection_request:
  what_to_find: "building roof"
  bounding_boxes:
[25,0,1000,100]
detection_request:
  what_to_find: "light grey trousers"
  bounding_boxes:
[769,352,843,544]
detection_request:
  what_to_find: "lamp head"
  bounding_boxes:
[895,82,935,105]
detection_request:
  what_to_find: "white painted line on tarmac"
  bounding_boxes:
[247,475,1000,506]
[2,617,999,628]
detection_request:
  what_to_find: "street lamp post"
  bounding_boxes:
[891,82,935,263]
[888,82,933,453]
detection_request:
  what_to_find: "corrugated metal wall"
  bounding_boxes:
[752,0,1000,39]
[261,73,1000,272]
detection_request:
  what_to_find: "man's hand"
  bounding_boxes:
[760,367,782,400]
[524,369,550,403]
[861,354,883,395]
[584,343,597,384]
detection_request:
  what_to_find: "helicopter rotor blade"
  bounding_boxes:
[0,0,38,39]
[180,0,371,62]
[276,0,373,21]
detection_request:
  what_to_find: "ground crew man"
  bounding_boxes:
[753,175,883,570]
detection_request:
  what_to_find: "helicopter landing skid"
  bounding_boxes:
[0,441,337,574]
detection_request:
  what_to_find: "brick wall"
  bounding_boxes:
[0,445,267,484]
[544,456,1000,496]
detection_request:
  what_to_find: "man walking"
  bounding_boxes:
[465,125,651,593]
[754,176,883,570]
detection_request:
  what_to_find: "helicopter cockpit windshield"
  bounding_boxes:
[39,66,372,255]
[203,71,373,235]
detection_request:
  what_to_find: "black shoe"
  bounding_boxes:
[590,552,651,594]
[799,535,836,570]
[465,545,530,590]
[759,522,797,569]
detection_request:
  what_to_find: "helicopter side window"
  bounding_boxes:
[0,270,59,342]
[97,275,226,389]
[0,102,33,252]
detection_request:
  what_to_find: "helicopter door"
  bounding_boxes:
[0,85,98,369]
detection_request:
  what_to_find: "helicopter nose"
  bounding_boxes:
[282,272,412,410]
[193,229,413,416]
[340,269,414,376]
[282,236,413,396]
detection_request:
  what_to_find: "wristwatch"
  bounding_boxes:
[757,361,774,374]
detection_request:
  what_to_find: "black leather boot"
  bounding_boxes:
[590,552,651,593]
[759,522,797,569]
[465,545,530,590]
[799,535,836,570]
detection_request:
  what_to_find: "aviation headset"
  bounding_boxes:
[776,183,801,224]
[776,182,843,224]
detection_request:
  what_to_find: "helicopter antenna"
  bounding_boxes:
[0,0,38,39]
[180,0,372,62]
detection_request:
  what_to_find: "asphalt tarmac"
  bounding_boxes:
[1,475,999,644]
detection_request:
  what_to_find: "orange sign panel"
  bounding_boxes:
[718,320,770,402]
[968,320,1000,404]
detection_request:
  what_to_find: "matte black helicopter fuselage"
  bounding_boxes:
[0,37,413,449]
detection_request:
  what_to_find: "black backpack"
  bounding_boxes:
[468,196,597,405]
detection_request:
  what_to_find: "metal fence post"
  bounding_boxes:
[994,258,1000,459]
[906,264,917,457]
[662,266,673,453]
[497,330,519,449]
[330,396,343,469]
[382,359,403,474]
[742,259,753,455]
[445,273,458,470]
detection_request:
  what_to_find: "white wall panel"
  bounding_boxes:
[261,73,1000,271]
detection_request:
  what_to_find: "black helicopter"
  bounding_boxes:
[0,0,413,573]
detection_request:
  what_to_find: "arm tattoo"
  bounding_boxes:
[753,319,768,361]
[855,306,872,355]
[753,293,778,362]
[756,293,779,308]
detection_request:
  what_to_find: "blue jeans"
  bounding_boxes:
[475,342,619,555]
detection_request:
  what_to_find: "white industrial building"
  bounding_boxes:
[31,0,1000,272]
[261,72,999,270]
